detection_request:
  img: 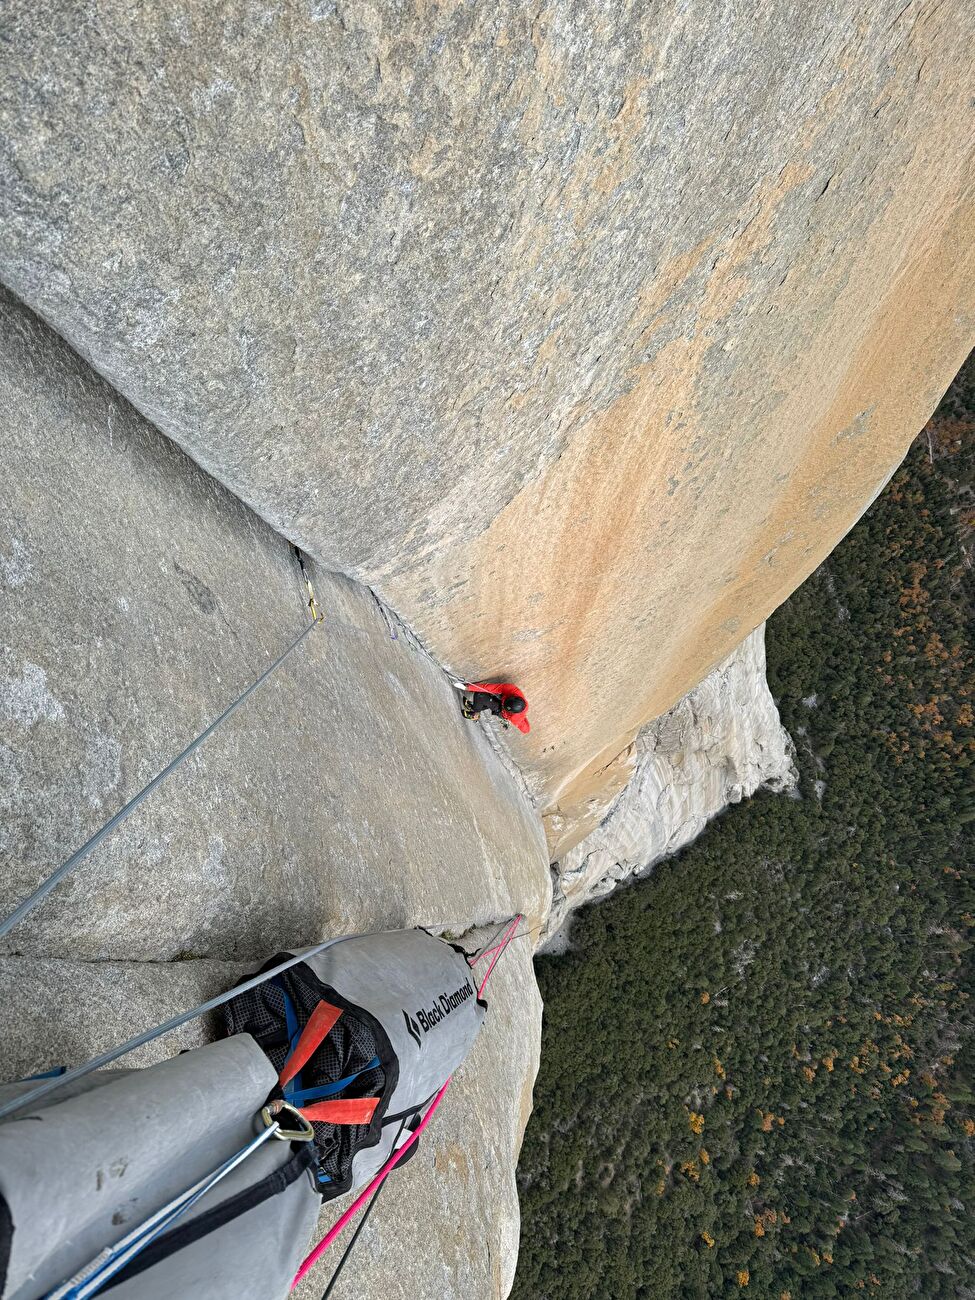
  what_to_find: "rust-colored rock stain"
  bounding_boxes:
[388,165,974,856]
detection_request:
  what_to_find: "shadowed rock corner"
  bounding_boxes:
[0,289,549,1300]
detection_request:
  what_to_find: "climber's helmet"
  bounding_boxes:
[503,695,527,714]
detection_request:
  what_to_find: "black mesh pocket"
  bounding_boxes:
[222,958,396,1197]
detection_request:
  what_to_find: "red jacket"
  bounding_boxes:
[465,682,530,734]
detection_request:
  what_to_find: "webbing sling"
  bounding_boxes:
[287,1060,381,1106]
[274,980,302,1102]
[276,1000,380,1127]
[269,986,381,1110]
[300,1097,379,1125]
[278,1002,343,1089]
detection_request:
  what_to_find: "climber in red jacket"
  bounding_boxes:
[461,681,530,734]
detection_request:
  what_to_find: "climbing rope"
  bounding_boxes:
[0,612,322,943]
[470,923,538,967]
[0,934,358,1122]
[0,542,497,946]
[319,1118,406,1300]
[47,1103,314,1300]
[475,915,522,1000]
[468,917,514,965]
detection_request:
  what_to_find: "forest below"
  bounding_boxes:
[512,355,974,1299]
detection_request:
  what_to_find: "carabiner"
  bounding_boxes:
[261,1099,316,1142]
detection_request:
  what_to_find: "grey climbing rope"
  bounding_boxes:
[0,614,322,943]
[48,1110,310,1300]
[0,934,355,1122]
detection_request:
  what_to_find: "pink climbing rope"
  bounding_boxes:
[473,915,521,992]
[292,1078,451,1286]
[471,931,522,969]
[291,915,523,1289]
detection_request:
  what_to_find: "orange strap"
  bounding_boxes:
[300,1097,380,1125]
[278,1000,343,1088]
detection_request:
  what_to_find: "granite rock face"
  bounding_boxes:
[547,626,797,940]
[0,290,547,1299]
[2,0,972,855]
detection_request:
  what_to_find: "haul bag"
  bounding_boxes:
[0,929,485,1298]
[222,929,486,1201]
[0,1036,319,1300]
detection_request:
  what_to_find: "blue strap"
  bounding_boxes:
[288,1057,381,1105]
[272,985,379,1109]
[272,978,301,1102]
[268,987,378,1192]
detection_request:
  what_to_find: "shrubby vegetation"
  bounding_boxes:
[513,358,973,1299]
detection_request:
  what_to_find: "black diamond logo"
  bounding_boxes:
[404,1010,422,1049]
